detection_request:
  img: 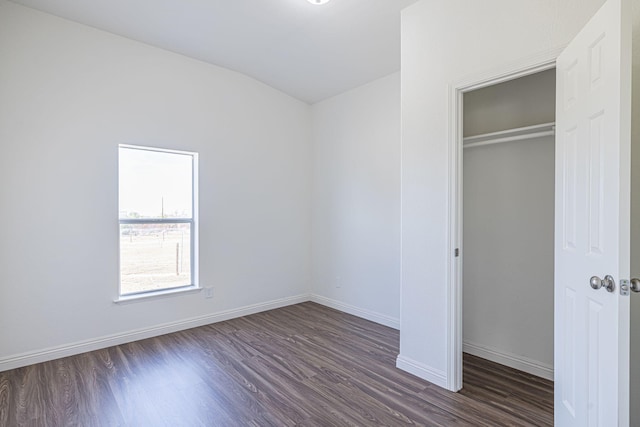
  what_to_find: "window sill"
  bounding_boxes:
[114,285,201,304]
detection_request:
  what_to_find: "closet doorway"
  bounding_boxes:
[461,69,556,384]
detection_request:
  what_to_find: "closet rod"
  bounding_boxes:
[463,122,555,149]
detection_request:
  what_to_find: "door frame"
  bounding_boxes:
[446,49,563,391]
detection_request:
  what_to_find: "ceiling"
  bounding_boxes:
[10,0,418,104]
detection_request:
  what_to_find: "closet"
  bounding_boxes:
[462,69,556,380]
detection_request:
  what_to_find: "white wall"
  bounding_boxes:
[463,136,555,376]
[400,0,606,386]
[0,1,311,368]
[463,69,556,137]
[311,73,401,328]
[630,1,640,425]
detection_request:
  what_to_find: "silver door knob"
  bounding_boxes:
[631,278,640,293]
[590,275,616,293]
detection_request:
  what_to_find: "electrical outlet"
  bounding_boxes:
[336,276,342,288]
[204,287,214,299]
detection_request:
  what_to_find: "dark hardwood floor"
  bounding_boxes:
[0,302,553,426]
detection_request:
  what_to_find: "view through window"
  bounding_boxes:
[118,145,197,296]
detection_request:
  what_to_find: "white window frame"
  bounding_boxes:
[116,144,199,302]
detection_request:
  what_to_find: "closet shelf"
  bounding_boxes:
[463,122,555,149]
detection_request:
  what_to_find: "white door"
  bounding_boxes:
[554,0,632,425]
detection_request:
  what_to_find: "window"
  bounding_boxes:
[118,145,198,297]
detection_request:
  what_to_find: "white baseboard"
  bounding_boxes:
[463,341,554,381]
[1,293,401,373]
[0,294,310,373]
[396,354,448,389]
[309,294,400,330]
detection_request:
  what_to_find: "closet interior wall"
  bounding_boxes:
[462,69,556,379]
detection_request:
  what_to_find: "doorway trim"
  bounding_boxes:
[446,49,563,391]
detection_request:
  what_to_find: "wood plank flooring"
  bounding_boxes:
[0,302,553,426]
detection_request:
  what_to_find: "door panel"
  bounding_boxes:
[555,0,632,425]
